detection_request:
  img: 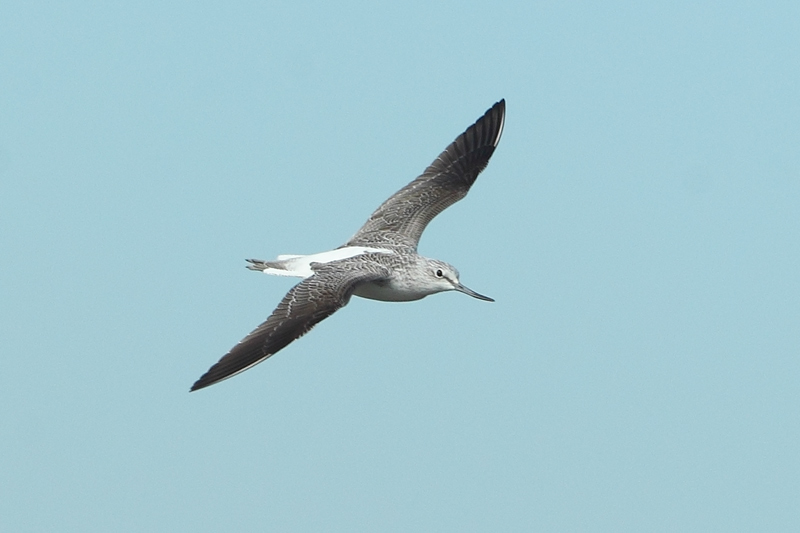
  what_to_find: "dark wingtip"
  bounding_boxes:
[457,99,506,158]
[427,99,506,179]
[189,376,210,392]
[190,363,233,392]
[190,364,235,392]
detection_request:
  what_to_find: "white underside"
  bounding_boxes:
[260,246,394,278]
[352,281,429,302]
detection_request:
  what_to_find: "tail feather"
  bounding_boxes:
[245,258,309,277]
[245,258,271,271]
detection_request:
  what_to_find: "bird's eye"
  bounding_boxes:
[435,269,443,277]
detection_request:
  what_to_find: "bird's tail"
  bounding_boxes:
[245,257,311,278]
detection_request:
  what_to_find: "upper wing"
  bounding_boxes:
[191,264,388,391]
[347,99,505,249]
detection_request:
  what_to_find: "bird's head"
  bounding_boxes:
[425,259,494,302]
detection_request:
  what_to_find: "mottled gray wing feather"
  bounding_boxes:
[191,264,388,391]
[347,99,505,249]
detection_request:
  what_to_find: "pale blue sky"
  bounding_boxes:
[1,1,798,531]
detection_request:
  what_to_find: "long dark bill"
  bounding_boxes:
[456,283,494,302]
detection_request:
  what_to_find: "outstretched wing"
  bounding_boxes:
[191,265,388,391]
[347,99,505,249]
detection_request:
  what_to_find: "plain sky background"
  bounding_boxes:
[1,1,798,531]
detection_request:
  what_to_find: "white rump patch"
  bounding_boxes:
[262,246,393,279]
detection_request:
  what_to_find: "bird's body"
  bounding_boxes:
[192,100,506,391]
[247,247,473,302]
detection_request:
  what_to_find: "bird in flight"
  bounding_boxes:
[192,100,505,391]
